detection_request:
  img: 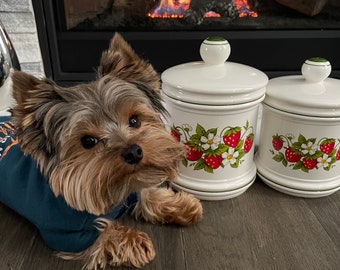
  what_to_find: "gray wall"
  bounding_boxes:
[0,0,44,77]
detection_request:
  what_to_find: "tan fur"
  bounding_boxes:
[133,187,203,226]
[10,33,202,269]
[59,219,156,269]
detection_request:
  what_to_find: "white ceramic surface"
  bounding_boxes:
[257,171,339,198]
[162,37,268,200]
[199,37,230,65]
[256,58,340,197]
[173,175,256,201]
[301,57,331,83]
[161,37,267,106]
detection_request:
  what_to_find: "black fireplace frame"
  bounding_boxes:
[32,0,340,84]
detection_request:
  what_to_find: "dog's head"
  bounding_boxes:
[11,33,183,215]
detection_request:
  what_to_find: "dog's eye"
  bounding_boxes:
[81,135,99,149]
[129,115,141,129]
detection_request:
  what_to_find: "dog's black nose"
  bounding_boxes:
[121,144,143,164]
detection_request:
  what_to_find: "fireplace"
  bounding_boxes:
[32,0,340,84]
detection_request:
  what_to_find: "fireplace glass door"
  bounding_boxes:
[32,0,340,83]
[64,0,340,31]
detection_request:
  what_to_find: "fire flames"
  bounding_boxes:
[235,0,258,17]
[148,0,258,19]
[148,0,190,19]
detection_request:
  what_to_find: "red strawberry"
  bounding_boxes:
[319,139,335,155]
[204,155,222,169]
[336,149,340,160]
[302,157,318,170]
[185,143,203,161]
[171,128,181,142]
[244,134,254,153]
[272,135,283,151]
[285,147,301,162]
[223,128,241,148]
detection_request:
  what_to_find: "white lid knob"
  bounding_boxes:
[301,57,332,83]
[200,37,231,65]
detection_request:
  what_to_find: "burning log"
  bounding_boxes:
[184,0,238,25]
[275,0,329,16]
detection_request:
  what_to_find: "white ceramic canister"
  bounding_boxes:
[255,57,340,198]
[161,37,268,200]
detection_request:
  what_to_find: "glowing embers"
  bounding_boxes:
[234,0,258,17]
[148,0,258,19]
[147,0,190,18]
[205,11,221,18]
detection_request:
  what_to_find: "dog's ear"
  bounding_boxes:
[98,33,160,90]
[12,71,59,105]
[11,71,66,164]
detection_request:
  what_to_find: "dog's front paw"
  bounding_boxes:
[112,224,155,268]
[61,219,155,269]
[134,187,203,226]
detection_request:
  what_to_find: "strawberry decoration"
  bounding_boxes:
[272,135,283,151]
[244,133,254,153]
[285,147,302,163]
[271,133,340,172]
[302,157,318,170]
[185,143,203,161]
[223,128,241,148]
[336,149,340,160]
[171,122,255,173]
[171,128,181,142]
[319,139,335,155]
[204,154,222,169]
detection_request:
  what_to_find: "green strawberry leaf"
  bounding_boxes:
[323,165,331,171]
[204,166,214,174]
[207,128,217,136]
[298,134,307,144]
[293,161,302,170]
[193,158,205,171]
[237,149,245,160]
[310,150,323,159]
[244,120,249,130]
[236,139,244,149]
[301,166,309,173]
[190,134,202,145]
[215,144,229,155]
[231,161,239,168]
[292,141,302,149]
[195,124,206,137]
[273,152,284,162]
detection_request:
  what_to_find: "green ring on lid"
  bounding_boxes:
[308,57,328,62]
[206,36,226,42]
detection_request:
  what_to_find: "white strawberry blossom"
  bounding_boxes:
[201,133,220,151]
[222,147,239,165]
[301,141,317,155]
[182,124,192,131]
[317,154,332,168]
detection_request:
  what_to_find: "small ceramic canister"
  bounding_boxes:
[255,57,340,198]
[161,37,268,200]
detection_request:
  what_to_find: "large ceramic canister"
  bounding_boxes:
[255,57,340,198]
[161,37,268,200]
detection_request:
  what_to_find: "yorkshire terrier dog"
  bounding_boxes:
[0,33,202,269]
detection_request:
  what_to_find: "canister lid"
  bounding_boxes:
[264,57,340,117]
[161,37,268,105]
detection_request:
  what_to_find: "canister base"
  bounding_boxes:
[257,171,340,198]
[173,176,255,200]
